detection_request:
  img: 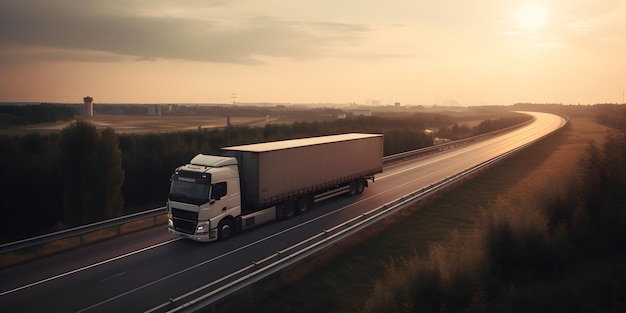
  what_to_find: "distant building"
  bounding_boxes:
[83,96,93,117]
[148,105,162,116]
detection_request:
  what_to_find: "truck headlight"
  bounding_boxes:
[196,221,210,234]
[167,214,173,228]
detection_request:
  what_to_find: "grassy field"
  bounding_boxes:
[6,115,270,134]
[241,116,611,312]
[3,106,522,135]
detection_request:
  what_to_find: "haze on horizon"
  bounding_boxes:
[0,0,624,106]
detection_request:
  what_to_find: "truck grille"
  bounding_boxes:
[173,219,197,234]
[171,208,199,235]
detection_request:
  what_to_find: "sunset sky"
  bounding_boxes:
[1,0,624,106]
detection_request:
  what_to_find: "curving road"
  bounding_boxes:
[0,111,566,312]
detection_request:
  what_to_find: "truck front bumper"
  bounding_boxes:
[168,216,218,242]
[168,226,218,242]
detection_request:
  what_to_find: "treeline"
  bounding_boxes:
[436,116,531,141]
[361,129,626,312]
[0,104,78,127]
[0,111,528,242]
[0,121,124,243]
[596,103,626,129]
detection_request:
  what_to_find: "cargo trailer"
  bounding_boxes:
[167,133,383,241]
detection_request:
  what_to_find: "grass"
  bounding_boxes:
[2,112,342,135]
[0,115,268,134]
[241,116,611,313]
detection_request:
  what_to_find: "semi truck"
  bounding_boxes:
[167,133,384,242]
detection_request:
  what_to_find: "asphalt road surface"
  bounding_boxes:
[0,111,566,312]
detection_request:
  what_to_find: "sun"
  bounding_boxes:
[513,3,550,30]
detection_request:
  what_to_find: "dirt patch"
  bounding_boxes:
[119,218,153,234]
[37,236,82,257]
[81,227,119,245]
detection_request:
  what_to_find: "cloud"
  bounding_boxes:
[0,46,126,63]
[0,0,375,64]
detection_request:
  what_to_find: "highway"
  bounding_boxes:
[0,111,566,312]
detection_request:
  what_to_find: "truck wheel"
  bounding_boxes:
[349,181,357,196]
[297,196,312,215]
[355,179,366,195]
[349,179,366,196]
[283,200,296,220]
[218,219,234,240]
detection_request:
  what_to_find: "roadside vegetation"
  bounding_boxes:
[360,129,626,312]
[0,105,528,243]
[243,105,625,312]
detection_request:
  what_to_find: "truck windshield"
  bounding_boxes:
[169,180,210,205]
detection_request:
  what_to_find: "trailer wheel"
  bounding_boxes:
[283,200,296,220]
[355,179,366,195]
[349,179,366,196]
[349,181,357,196]
[297,195,312,215]
[218,219,234,240]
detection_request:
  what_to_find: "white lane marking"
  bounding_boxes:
[377,143,485,181]
[2,179,398,303]
[0,238,182,296]
[99,272,126,283]
[77,195,386,311]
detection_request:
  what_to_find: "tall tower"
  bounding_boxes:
[83,96,94,117]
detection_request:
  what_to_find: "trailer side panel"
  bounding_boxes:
[223,133,383,210]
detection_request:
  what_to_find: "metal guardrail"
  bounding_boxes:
[383,117,534,163]
[151,116,562,313]
[0,116,535,257]
[0,207,166,254]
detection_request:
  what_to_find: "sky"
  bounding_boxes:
[1,0,625,106]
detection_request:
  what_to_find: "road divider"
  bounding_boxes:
[0,209,167,268]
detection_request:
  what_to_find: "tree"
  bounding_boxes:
[93,128,125,219]
[60,121,124,226]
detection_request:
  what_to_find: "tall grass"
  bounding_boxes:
[361,130,626,312]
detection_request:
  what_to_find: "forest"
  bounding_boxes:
[0,105,529,242]
[596,103,626,129]
[0,104,78,127]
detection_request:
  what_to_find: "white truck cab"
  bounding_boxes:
[167,155,241,241]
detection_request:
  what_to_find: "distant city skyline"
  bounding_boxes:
[1,1,625,105]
